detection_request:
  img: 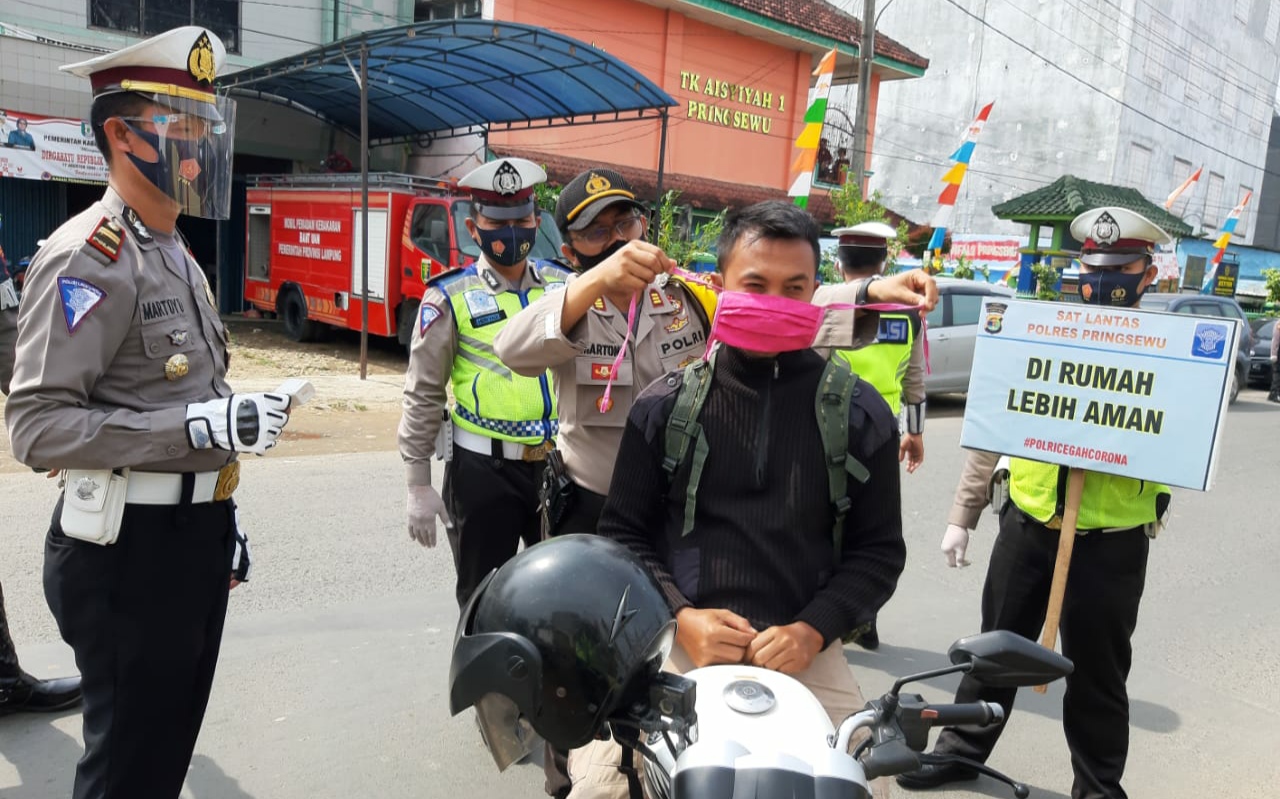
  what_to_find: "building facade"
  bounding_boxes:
[864,0,1280,247]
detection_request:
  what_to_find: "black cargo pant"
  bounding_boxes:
[934,503,1149,799]
[44,492,235,799]
[442,445,543,608]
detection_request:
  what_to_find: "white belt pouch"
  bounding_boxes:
[60,468,129,545]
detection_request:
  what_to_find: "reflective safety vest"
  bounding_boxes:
[834,312,916,414]
[1008,458,1170,531]
[433,261,569,444]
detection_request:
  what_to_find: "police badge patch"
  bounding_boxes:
[58,276,107,334]
[492,161,523,195]
[984,301,1008,334]
[419,302,443,334]
[1090,212,1121,246]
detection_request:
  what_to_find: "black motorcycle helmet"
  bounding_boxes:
[449,535,676,770]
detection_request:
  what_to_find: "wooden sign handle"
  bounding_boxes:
[1034,466,1086,693]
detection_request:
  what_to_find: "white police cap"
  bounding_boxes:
[459,158,546,220]
[831,221,897,247]
[1069,206,1174,267]
[62,26,226,111]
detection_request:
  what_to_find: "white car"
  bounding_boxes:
[923,277,1017,395]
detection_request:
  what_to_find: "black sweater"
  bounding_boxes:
[597,346,906,646]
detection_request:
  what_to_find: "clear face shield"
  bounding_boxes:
[473,692,538,771]
[120,92,236,220]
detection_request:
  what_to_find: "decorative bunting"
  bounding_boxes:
[926,102,994,256]
[788,48,838,209]
[1164,166,1202,210]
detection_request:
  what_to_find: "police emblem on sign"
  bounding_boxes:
[492,161,522,195]
[1191,322,1228,359]
[1090,211,1120,246]
[984,301,1008,334]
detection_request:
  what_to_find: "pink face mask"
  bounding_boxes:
[707,290,827,353]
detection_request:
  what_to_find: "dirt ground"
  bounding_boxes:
[0,318,412,474]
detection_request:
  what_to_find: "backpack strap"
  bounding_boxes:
[816,357,870,561]
[662,355,716,537]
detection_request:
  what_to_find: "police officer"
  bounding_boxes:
[399,157,569,607]
[0,582,82,716]
[830,222,926,651]
[494,167,717,539]
[6,28,293,799]
[898,207,1175,799]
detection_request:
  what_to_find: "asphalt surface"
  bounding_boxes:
[2,388,1278,798]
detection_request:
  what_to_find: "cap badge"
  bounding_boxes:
[1090,211,1120,247]
[74,476,101,502]
[492,161,522,195]
[168,329,189,346]
[585,173,612,196]
[188,32,217,86]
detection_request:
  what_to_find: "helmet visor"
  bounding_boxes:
[474,692,537,771]
[123,93,236,220]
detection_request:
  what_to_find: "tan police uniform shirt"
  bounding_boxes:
[495,275,711,495]
[903,331,926,407]
[494,276,881,496]
[5,188,235,472]
[398,255,562,487]
[948,449,1001,529]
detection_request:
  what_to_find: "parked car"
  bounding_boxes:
[1137,293,1253,404]
[1248,318,1276,388]
[924,277,1016,394]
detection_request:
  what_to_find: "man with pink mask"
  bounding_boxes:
[568,201,912,798]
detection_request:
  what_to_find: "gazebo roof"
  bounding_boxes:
[992,175,1192,237]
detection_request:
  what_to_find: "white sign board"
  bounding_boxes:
[960,299,1237,491]
[0,109,108,184]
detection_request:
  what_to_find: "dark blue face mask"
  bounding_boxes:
[1079,269,1148,307]
[474,224,538,267]
[122,121,202,193]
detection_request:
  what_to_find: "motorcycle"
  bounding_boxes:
[611,630,1073,799]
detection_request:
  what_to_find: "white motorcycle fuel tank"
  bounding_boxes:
[644,665,871,799]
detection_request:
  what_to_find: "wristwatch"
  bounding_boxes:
[854,274,885,305]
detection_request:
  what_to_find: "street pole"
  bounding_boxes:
[850,0,876,200]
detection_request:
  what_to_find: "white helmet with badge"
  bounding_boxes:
[63,27,235,220]
[1069,206,1174,306]
[831,220,898,274]
[459,158,547,221]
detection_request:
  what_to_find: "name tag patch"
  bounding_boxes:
[463,289,505,327]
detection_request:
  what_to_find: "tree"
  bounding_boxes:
[653,190,725,268]
[828,182,910,274]
[1263,267,1280,306]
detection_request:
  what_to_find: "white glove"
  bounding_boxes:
[407,484,451,547]
[941,524,971,568]
[186,393,291,456]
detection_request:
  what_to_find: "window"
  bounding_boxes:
[414,0,481,21]
[90,1,240,54]
[1185,41,1207,102]
[1126,143,1152,193]
[1236,0,1252,23]
[1143,14,1172,88]
[1220,67,1240,119]
[410,204,451,264]
[1205,172,1225,228]
[951,293,985,326]
[1171,157,1194,215]
[1268,1,1280,43]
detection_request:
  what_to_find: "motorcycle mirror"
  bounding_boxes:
[947,631,1073,688]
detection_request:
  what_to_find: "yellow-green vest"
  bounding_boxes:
[834,312,915,414]
[434,261,568,444]
[1008,458,1170,531]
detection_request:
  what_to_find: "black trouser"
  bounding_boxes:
[541,481,609,799]
[934,504,1149,799]
[43,494,235,799]
[1270,361,1280,395]
[442,445,542,608]
[0,580,20,677]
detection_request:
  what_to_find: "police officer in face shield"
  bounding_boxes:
[900,207,1174,799]
[4,27,293,799]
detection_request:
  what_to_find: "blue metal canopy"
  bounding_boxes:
[216,20,677,146]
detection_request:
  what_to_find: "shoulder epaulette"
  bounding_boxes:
[534,258,573,277]
[85,217,126,263]
[426,265,471,288]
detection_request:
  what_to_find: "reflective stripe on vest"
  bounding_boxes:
[834,312,914,415]
[438,264,566,444]
[1008,458,1170,531]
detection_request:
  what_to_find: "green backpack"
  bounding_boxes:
[660,355,871,559]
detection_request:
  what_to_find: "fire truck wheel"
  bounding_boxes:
[281,289,321,343]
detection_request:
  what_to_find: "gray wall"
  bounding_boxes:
[858,0,1280,242]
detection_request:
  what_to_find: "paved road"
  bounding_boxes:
[2,389,1277,798]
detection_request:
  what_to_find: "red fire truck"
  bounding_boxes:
[243,172,563,345]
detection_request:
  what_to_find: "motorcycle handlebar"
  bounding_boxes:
[920,701,1005,727]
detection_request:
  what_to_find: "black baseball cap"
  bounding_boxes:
[554,168,645,232]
